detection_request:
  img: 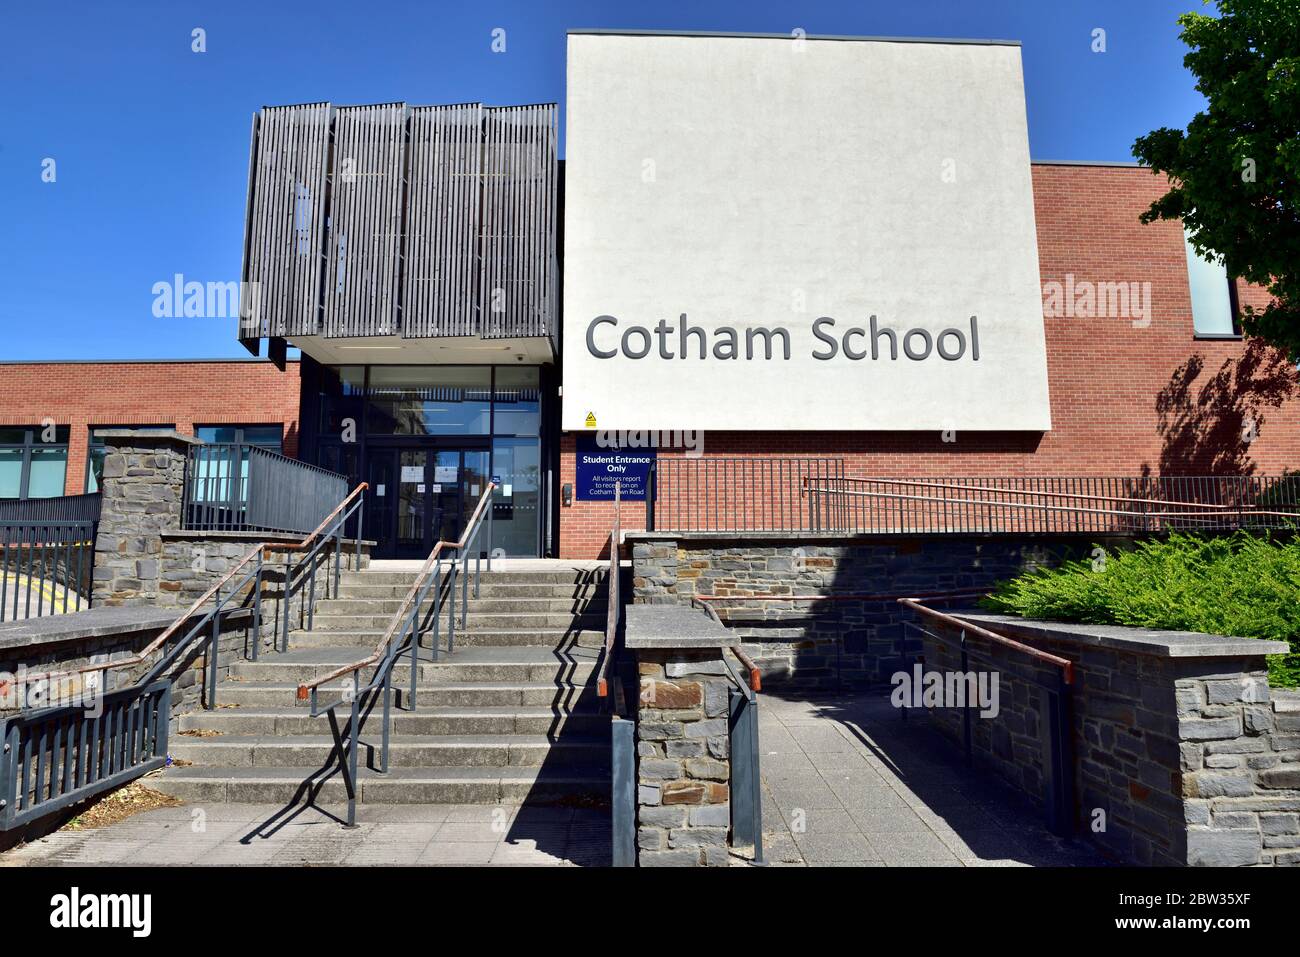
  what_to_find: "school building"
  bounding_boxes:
[3,30,1296,559]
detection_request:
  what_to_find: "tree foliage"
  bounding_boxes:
[1132,0,1300,356]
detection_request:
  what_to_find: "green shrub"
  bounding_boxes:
[981,532,1300,687]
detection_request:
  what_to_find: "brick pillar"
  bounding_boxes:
[91,430,199,606]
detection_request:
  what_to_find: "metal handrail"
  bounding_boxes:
[690,596,762,692]
[805,483,1300,524]
[897,598,1074,685]
[695,589,991,605]
[297,481,496,697]
[294,482,497,827]
[277,483,369,652]
[12,546,266,695]
[595,481,621,699]
[829,477,1269,512]
[689,594,765,863]
[12,482,370,695]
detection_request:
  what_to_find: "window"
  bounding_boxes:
[1185,228,1241,337]
[192,427,283,503]
[492,367,541,436]
[0,426,70,499]
[86,425,175,493]
[316,365,365,437]
[195,425,283,453]
[365,366,492,435]
[491,436,541,556]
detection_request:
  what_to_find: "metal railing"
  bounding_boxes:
[898,599,1075,838]
[594,482,636,866]
[694,598,765,864]
[277,485,367,656]
[0,484,368,830]
[296,482,497,827]
[0,493,102,524]
[803,475,1300,535]
[647,457,846,533]
[596,482,622,701]
[184,443,349,535]
[0,680,172,830]
[0,494,101,622]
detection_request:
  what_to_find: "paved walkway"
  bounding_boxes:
[755,693,1104,866]
[1,803,610,867]
[3,691,1105,868]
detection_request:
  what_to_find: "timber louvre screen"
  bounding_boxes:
[479,105,559,344]
[404,103,485,338]
[241,102,331,340]
[241,101,558,344]
[324,103,407,338]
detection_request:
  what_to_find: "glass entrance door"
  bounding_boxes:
[429,449,490,547]
[397,449,430,557]
[368,446,489,559]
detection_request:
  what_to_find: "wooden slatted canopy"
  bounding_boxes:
[239,101,558,353]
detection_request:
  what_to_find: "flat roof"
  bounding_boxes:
[1031,159,1144,168]
[567,28,1021,46]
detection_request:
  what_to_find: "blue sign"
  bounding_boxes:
[575,435,655,501]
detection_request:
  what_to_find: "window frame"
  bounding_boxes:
[194,424,285,453]
[0,426,71,500]
[1184,229,1244,341]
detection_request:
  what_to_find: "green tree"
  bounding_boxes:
[1132,0,1300,355]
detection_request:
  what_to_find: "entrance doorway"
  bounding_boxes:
[366,445,490,559]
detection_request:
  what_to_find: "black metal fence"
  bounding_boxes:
[805,475,1300,535]
[184,444,348,535]
[642,460,1300,535]
[0,680,171,829]
[0,494,101,622]
[647,457,845,532]
[0,494,102,525]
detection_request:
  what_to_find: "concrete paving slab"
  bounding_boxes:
[754,690,1107,868]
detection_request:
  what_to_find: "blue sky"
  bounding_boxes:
[0,0,1212,360]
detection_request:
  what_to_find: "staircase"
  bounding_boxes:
[153,564,614,808]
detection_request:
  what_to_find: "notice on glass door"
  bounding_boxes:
[434,466,458,484]
[400,465,423,483]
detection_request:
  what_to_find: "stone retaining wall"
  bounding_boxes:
[924,613,1300,867]
[629,532,1101,687]
[0,607,257,725]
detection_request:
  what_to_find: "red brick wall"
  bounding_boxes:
[0,360,301,495]
[558,163,1300,558]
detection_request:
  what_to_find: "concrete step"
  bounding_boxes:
[314,597,608,616]
[339,570,608,587]
[178,706,608,737]
[447,629,606,649]
[217,680,601,709]
[286,628,605,649]
[169,733,610,768]
[336,582,609,600]
[230,646,594,684]
[151,764,610,805]
[278,643,601,682]
[310,612,605,631]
